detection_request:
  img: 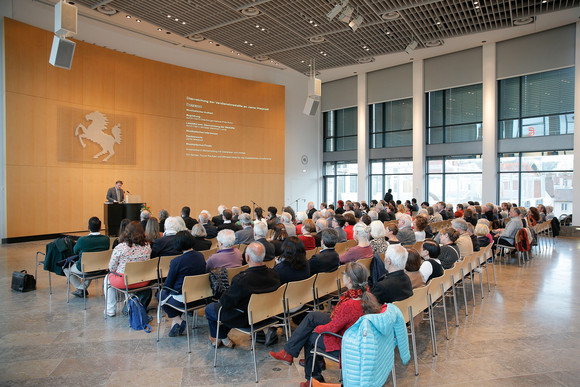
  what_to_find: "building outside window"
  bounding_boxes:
[498,67,574,138]
[369,160,413,203]
[323,161,358,206]
[427,155,482,204]
[369,98,413,148]
[426,84,482,144]
[498,150,573,217]
[323,107,357,151]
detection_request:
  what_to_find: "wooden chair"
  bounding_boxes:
[210,238,219,249]
[306,249,317,260]
[157,255,179,284]
[213,284,288,383]
[448,262,469,316]
[441,268,459,327]
[427,275,450,341]
[345,239,357,249]
[313,271,340,310]
[357,257,373,273]
[393,284,434,376]
[66,249,112,310]
[283,275,317,338]
[226,264,248,283]
[238,244,249,254]
[461,254,478,306]
[201,247,218,261]
[105,258,159,318]
[264,259,276,269]
[156,273,213,352]
[334,241,349,255]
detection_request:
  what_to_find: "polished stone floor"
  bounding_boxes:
[0,237,579,386]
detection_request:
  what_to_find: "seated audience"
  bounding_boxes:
[281,212,297,237]
[211,205,226,227]
[474,223,491,248]
[217,209,242,232]
[145,217,161,243]
[414,215,428,242]
[455,204,464,219]
[452,218,474,258]
[270,223,289,256]
[205,243,280,348]
[140,210,150,231]
[199,211,218,239]
[283,206,297,224]
[340,223,374,264]
[63,216,110,298]
[270,262,381,387]
[343,213,357,240]
[159,209,169,233]
[494,207,523,247]
[309,229,340,274]
[313,218,328,247]
[463,208,477,226]
[397,214,416,245]
[438,228,461,269]
[335,200,345,215]
[385,224,401,244]
[369,220,389,255]
[298,219,317,251]
[159,231,206,337]
[151,216,186,258]
[267,206,281,229]
[371,245,413,304]
[181,206,197,230]
[234,213,254,245]
[112,218,131,249]
[466,223,481,252]
[274,237,311,284]
[331,214,348,243]
[104,221,151,317]
[249,222,275,262]
[254,207,267,226]
[191,223,212,251]
[206,229,243,271]
[419,240,444,283]
[295,211,307,235]
[404,248,425,289]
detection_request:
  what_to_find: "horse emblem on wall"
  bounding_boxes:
[74,111,122,162]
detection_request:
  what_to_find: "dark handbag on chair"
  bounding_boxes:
[11,270,36,292]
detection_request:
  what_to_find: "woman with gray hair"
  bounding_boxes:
[369,220,389,255]
[340,223,374,264]
[158,209,169,233]
[191,223,211,251]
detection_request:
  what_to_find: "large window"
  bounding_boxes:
[427,155,482,204]
[498,67,574,139]
[426,84,483,144]
[323,162,358,205]
[369,98,413,148]
[369,160,413,202]
[498,151,573,217]
[323,107,357,152]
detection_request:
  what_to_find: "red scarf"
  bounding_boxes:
[331,288,364,319]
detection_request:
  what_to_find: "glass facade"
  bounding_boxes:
[323,162,358,205]
[498,151,574,217]
[427,156,483,204]
[498,67,574,138]
[427,84,483,144]
[369,160,413,202]
[369,98,413,148]
[323,107,357,151]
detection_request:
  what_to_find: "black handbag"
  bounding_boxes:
[11,270,36,292]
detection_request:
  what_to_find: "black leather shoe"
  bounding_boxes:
[72,289,88,298]
[264,327,278,346]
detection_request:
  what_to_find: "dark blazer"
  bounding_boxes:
[440,210,449,220]
[309,248,340,274]
[271,239,284,256]
[140,220,148,231]
[212,215,224,227]
[307,208,316,219]
[218,265,281,327]
[151,235,182,258]
[182,216,197,230]
[274,260,310,284]
[256,238,276,262]
[378,211,389,222]
[203,224,218,239]
[371,270,413,305]
[192,237,212,252]
[313,233,322,247]
[164,250,206,292]
[106,187,124,202]
[217,222,242,232]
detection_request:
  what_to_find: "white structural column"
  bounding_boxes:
[482,43,498,205]
[412,60,425,201]
[573,22,580,226]
[357,72,368,201]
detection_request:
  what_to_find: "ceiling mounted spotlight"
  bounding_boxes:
[339,6,354,23]
[349,15,364,32]
[188,34,205,42]
[381,11,401,20]
[327,0,348,21]
[308,36,326,43]
[241,7,261,16]
[425,39,444,47]
[405,40,418,54]
[513,16,535,26]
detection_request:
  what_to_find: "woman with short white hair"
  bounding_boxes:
[339,223,374,264]
[369,220,389,255]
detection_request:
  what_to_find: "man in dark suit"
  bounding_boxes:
[309,229,340,274]
[199,211,218,239]
[234,214,254,245]
[217,209,242,232]
[181,206,197,230]
[151,216,183,258]
[438,202,449,220]
[106,180,124,203]
[212,205,226,227]
[251,222,275,262]
[204,242,281,347]
[371,244,413,304]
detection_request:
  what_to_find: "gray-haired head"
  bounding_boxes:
[246,242,265,263]
[217,229,235,248]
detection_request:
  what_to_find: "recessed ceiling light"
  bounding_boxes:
[313,23,318,27]
[309,20,313,24]
[308,36,326,43]
[125,15,131,19]
[175,18,179,21]
[513,16,535,26]
[436,21,441,25]
[182,21,186,25]
[209,41,213,44]
[231,50,235,53]
[188,34,205,42]
[475,5,480,9]
[249,43,253,46]
[157,28,162,31]
[237,53,241,55]
[425,39,444,47]
[244,41,248,44]
[386,31,391,35]
[381,11,400,20]
[136,19,141,23]
[241,7,261,17]
[301,60,305,63]
[167,15,171,18]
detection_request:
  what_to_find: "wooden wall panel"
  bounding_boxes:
[4,19,285,238]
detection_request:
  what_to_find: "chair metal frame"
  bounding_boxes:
[66,249,112,310]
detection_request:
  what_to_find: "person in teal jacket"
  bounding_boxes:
[63,217,110,297]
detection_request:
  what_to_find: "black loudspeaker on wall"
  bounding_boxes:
[49,36,76,70]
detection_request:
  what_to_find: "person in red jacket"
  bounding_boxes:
[269,262,381,387]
